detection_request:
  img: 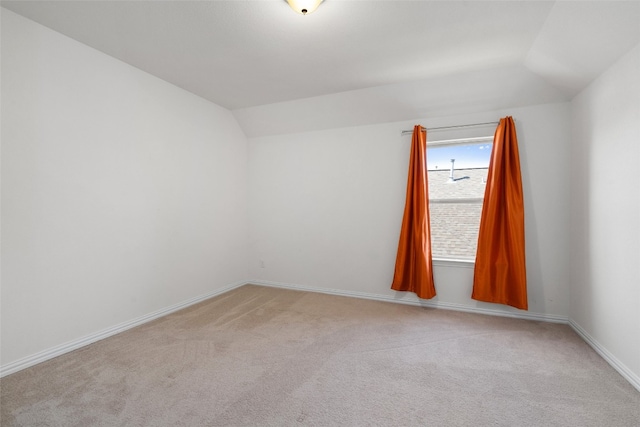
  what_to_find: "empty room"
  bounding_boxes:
[1,1,639,425]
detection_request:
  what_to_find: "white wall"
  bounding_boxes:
[570,43,640,384]
[1,9,249,367]
[2,3,637,393]
[248,102,571,319]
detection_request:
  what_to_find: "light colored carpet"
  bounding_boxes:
[1,284,639,426]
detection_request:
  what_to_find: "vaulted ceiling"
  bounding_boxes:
[3,1,639,136]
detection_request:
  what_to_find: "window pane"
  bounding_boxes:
[429,202,483,260]
[427,142,492,171]
[427,142,491,260]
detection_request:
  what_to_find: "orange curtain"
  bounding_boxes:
[472,117,527,310]
[391,125,436,299]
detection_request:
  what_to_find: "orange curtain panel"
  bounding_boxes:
[391,125,436,299]
[472,117,527,310]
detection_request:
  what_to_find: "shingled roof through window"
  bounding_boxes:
[428,168,488,260]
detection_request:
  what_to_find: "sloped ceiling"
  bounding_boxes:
[2,1,640,137]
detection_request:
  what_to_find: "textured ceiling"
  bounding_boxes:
[2,1,640,136]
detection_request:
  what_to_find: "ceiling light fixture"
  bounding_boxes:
[286,0,324,15]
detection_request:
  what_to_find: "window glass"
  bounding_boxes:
[427,140,492,260]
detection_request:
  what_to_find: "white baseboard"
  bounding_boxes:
[569,319,640,393]
[250,279,569,324]
[8,279,637,395]
[253,280,640,391]
[0,280,247,378]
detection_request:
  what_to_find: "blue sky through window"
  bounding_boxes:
[427,143,492,170]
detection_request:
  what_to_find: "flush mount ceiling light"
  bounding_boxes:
[286,0,324,15]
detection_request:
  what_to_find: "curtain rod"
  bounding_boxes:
[401,121,499,135]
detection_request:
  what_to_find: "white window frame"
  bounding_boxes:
[427,136,493,264]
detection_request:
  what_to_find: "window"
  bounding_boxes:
[427,137,493,261]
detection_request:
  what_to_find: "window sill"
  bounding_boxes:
[432,257,475,268]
